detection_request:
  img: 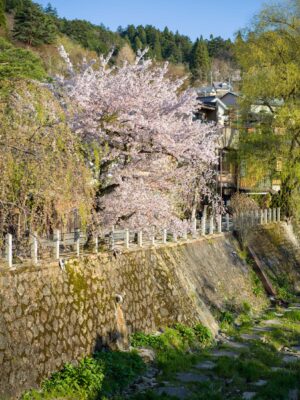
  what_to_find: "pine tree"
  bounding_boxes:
[5,0,23,12]
[13,0,57,46]
[189,37,211,83]
[44,2,58,18]
[152,32,162,60]
[134,36,142,51]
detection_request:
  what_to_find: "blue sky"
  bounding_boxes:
[38,0,267,40]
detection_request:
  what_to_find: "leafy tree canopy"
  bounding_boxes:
[235,0,300,218]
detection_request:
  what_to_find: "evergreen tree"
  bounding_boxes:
[44,2,58,18]
[5,0,23,12]
[152,32,162,60]
[136,25,147,45]
[134,36,142,51]
[189,36,210,83]
[13,0,57,46]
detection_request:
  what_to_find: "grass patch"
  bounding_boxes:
[22,351,145,400]
[283,309,300,322]
[215,356,270,382]
[22,357,104,400]
[241,341,281,367]
[250,270,265,297]
[255,370,299,399]
[130,323,213,379]
[259,323,300,349]
[270,274,297,302]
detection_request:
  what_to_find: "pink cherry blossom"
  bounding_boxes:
[54,47,223,233]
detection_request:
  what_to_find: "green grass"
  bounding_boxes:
[283,309,300,322]
[22,351,145,400]
[269,273,297,302]
[22,357,104,400]
[255,370,299,399]
[131,323,213,379]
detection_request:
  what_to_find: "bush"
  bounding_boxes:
[22,351,145,399]
[0,38,47,80]
[130,324,213,378]
[173,323,196,345]
[95,351,145,395]
[22,358,105,400]
[131,323,213,352]
[219,310,235,325]
[193,323,213,345]
[130,332,163,349]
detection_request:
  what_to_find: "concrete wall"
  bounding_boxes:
[0,233,270,398]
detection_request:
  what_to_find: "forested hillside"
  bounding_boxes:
[1,0,236,83]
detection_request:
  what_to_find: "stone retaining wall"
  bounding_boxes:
[0,233,269,398]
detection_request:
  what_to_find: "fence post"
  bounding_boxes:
[55,230,60,260]
[272,208,276,222]
[268,208,272,223]
[232,213,236,230]
[260,209,264,225]
[138,231,143,247]
[173,232,178,242]
[217,214,222,233]
[94,236,98,254]
[183,229,188,240]
[277,207,281,222]
[202,206,207,236]
[192,218,197,238]
[226,213,230,231]
[75,228,80,256]
[110,226,115,250]
[6,233,12,268]
[151,234,155,246]
[125,229,129,249]
[163,229,167,244]
[201,216,206,236]
[31,231,38,265]
[255,210,259,225]
[209,215,214,235]
[251,210,255,226]
[264,209,268,225]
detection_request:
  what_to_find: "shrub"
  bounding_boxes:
[95,351,145,395]
[22,358,105,400]
[220,310,235,325]
[173,323,196,345]
[193,323,213,345]
[131,323,212,351]
[22,351,145,399]
[0,38,47,80]
[130,331,163,349]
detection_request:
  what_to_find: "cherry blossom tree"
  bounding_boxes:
[54,47,222,233]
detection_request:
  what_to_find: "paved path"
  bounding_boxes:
[128,298,300,399]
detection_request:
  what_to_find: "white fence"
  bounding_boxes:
[1,207,281,268]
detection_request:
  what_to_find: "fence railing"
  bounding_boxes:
[0,207,281,268]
